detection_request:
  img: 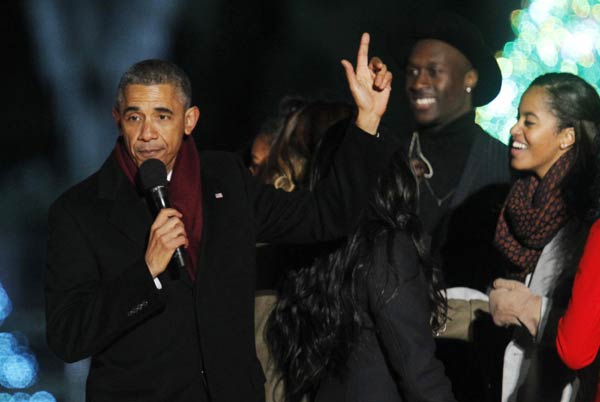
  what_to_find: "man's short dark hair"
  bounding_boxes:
[116,59,192,109]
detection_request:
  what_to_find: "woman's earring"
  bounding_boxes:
[466,87,472,94]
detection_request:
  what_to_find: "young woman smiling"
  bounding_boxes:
[488,73,600,402]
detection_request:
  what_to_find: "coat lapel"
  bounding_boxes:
[194,156,233,293]
[98,156,152,248]
[195,174,218,284]
[450,134,485,208]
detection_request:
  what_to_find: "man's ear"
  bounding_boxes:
[112,107,122,131]
[184,106,200,136]
[465,69,479,91]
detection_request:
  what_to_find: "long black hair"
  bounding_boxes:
[528,73,600,221]
[266,125,446,402]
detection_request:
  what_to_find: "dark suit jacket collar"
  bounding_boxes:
[451,126,504,207]
[97,155,152,249]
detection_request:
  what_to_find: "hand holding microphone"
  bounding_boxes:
[139,159,188,277]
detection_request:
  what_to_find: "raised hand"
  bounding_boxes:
[341,33,393,134]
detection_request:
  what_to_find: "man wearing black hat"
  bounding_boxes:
[398,11,510,292]
[377,10,511,402]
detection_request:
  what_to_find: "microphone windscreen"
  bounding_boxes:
[139,159,168,190]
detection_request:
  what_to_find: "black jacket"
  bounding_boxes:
[413,114,511,291]
[314,233,456,402]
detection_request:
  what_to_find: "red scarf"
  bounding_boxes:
[113,136,203,280]
[494,150,574,281]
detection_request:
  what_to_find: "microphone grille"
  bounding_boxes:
[139,159,168,190]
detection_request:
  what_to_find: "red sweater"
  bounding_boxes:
[556,219,600,400]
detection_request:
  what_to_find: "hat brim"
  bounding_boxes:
[387,11,502,107]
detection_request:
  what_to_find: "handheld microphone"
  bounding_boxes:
[139,159,187,270]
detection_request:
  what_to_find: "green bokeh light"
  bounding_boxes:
[477,0,600,144]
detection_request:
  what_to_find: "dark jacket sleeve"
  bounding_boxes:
[367,233,457,402]
[250,123,397,244]
[45,199,165,363]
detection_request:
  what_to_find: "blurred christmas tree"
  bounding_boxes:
[477,0,600,143]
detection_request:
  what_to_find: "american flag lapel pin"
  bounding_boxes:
[215,192,223,199]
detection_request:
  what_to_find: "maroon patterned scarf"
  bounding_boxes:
[113,136,203,280]
[494,150,575,281]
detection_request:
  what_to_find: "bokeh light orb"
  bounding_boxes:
[8,393,29,402]
[477,0,600,144]
[0,333,18,356]
[0,354,38,389]
[30,392,56,402]
[0,284,12,324]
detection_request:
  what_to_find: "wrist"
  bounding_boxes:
[355,112,380,135]
[145,257,160,279]
[519,295,542,336]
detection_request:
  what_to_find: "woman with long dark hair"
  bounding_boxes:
[266,126,456,402]
[253,99,356,402]
[488,72,600,401]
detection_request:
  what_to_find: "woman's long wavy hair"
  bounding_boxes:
[528,73,600,222]
[266,128,447,402]
[260,100,356,192]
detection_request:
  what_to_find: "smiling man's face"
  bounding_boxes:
[405,39,475,129]
[112,84,199,172]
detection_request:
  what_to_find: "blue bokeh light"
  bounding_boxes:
[0,392,56,402]
[0,283,54,398]
[0,333,17,353]
[0,354,38,389]
[30,392,57,402]
[0,284,12,325]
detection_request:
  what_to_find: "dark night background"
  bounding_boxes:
[3,1,520,400]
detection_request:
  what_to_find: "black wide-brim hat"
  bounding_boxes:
[388,10,502,107]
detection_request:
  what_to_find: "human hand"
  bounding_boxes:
[493,278,528,292]
[368,57,391,91]
[490,278,542,336]
[489,288,522,328]
[341,33,392,134]
[145,208,188,278]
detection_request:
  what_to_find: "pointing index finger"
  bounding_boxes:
[356,32,370,68]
